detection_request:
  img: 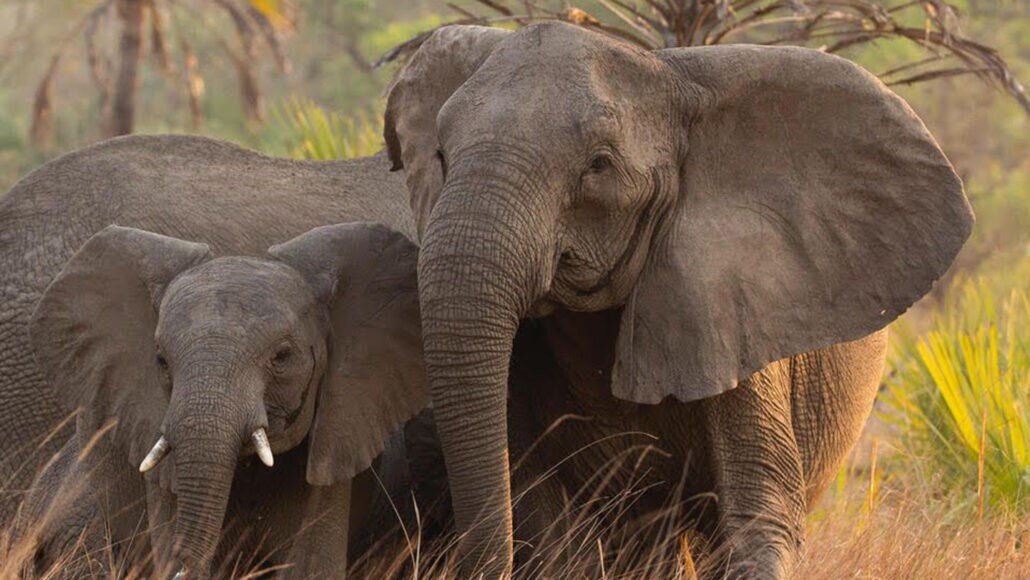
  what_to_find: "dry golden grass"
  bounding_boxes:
[801,487,1029,579]
[2,413,1025,579]
[2,458,1027,579]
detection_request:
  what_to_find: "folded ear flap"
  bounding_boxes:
[30,226,212,466]
[384,24,510,238]
[611,45,973,404]
[269,223,426,485]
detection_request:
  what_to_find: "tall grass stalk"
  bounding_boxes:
[883,279,1029,514]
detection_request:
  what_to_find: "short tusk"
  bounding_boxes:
[139,436,170,473]
[252,428,274,467]
[172,569,185,580]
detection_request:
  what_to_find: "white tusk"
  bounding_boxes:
[172,568,185,580]
[252,428,274,467]
[139,436,170,473]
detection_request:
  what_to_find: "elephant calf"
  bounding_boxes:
[13,223,433,578]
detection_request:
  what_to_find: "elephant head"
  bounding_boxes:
[384,22,973,574]
[30,223,425,576]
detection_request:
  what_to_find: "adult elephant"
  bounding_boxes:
[0,135,417,526]
[383,22,973,577]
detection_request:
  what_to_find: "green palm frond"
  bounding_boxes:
[883,279,1030,514]
[267,96,382,160]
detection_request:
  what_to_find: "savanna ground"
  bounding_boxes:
[0,1,1026,577]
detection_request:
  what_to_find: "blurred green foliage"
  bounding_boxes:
[0,0,445,184]
[265,96,382,159]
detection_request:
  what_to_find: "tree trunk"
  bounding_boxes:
[109,0,145,137]
[218,0,263,126]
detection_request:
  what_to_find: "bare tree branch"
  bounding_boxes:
[148,0,174,75]
[180,39,205,131]
[216,0,264,124]
[85,3,114,114]
[28,0,116,147]
[24,0,294,143]
[247,3,291,74]
[388,0,1028,115]
[30,54,61,150]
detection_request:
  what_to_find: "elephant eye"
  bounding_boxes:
[155,353,169,371]
[587,153,613,175]
[271,345,293,366]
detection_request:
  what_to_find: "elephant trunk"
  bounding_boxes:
[418,168,553,576]
[164,373,257,577]
[171,427,238,575]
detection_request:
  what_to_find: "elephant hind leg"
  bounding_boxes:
[790,330,887,505]
[701,362,806,579]
[8,439,109,578]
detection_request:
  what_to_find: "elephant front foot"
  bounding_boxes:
[701,375,808,579]
[719,522,803,580]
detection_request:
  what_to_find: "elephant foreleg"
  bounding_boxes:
[510,454,573,576]
[284,481,352,579]
[146,484,178,576]
[701,363,806,580]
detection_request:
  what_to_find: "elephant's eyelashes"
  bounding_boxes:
[436,149,448,180]
[155,352,172,394]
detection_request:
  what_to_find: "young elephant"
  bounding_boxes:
[21,222,428,578]
[0,135,413,527]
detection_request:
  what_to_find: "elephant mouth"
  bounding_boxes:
[575,267,615,298]
[547,249,627,311]
[248,347,318,453]
[284,349,318,429]
[554,177,664,308]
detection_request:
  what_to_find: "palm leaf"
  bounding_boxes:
[268,97,383,161]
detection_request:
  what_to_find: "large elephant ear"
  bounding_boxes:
[384,24,511,238]
[611,45,973,404]
[269,222,426,485]
[30,226,212,465]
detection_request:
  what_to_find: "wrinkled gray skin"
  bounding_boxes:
[384,23,973,578]
[0,137,430,576]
